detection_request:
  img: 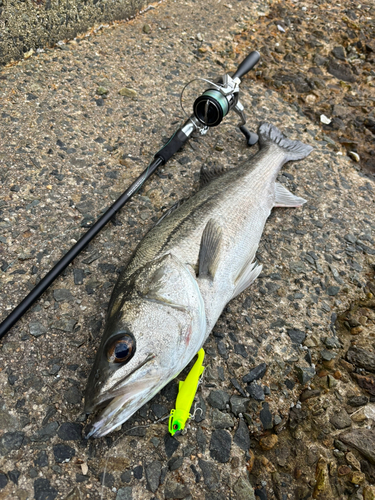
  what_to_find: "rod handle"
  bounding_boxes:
[232,51,260,80]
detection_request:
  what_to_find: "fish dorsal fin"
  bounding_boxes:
[232,253,262,299]
[198,219,222,279]
[154,199,186,227]
[274,182,307,208]
[200,164,228,188]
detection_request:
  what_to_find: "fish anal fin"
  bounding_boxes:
[232,260,262,300]
[274,182,307,208]
[198,219,223,280]
[200,164,228,188]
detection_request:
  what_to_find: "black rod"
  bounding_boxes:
[0,157,163,340]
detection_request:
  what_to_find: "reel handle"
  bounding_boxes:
[232,51,260,80]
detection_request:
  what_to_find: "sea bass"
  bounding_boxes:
[84,123,313,438]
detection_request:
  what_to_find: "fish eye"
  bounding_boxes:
[106,334,135,364]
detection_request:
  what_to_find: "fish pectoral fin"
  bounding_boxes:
[198,219,223,280]
[274,182,307,208]
[232,259,262,299]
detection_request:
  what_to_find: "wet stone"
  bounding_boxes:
[57,423,83,441]
[233,476,256,500]
[64,386,82,405]
[330,409,352,430]
[0,431,25,455]
[230,378,247,398]
[209,429,231,463]
[295,366,316,384]
[234,343,248,358]
[211,408,234,429]
[242,363,267,383]
[168,456,183,471]
[347,395,369,407]
[145,460,162,493]
[331,46,346,61]
[34,478,58,500]
[233,418,250,451]
[198,459,220,490]
[327,60,356,82]
[340,428,375,465]
[327,286,340,296]
[73,268,84,285]
[196,427,207,453]
[151,403,167,419]
[53,443,76,463]
[287,329,306,344]
[29,321,47,337]
[247,382,265,401]
[207,390,230,410]
[116,487,133,500]
[260,402,273,430]
[347,346,375,373]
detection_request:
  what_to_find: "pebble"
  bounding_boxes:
[247,382,265,401]
[229,395,250,416]
[145,461,162,493]
[53,288,73,302]
[99,472,115,488]
[242,363,267,383]
[347,395,369,407]
[0,431,25,456]
[198,459,220,491]
[0,473,8,490]
[118,87,138,98]
[57,423,82,441]
[53,443,76,463]
[347,346,375,372]
[209,430,232,463]
[233,476,256,500]
[196,427,206,453]
[233,418,250,451]
[8,469,20,485]
[164,479,190,499]
[295,366,316,384]
[116,487,133,500]
[29,321,47,337]
[330,409,352,430]
[230,378,247,398]
[259,434,279,451]
[34,478,58,500]
[168,456,183,471]
[211,408,234,429]
[120,471,132,483]
[164,433,180,458]
[207,390,230,410]
[260,402,273,430]
[31,422,59,442]
[34,450,48,467]
[64,386,82,405]
[287,329,306,344]
[133,465,143,479]
[340,428,375,465]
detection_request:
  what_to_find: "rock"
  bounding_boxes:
[133,465,143,479]
[164,479,190,499]
[34,478,58,500]
[331,46,346,61]
[0,431,25,455]
[120,471,132,483]
[53,288,73,302]
[168,456,183,471]
[198,459,220,490]
[259,434,278,451]
[116,486,133,500]
[211,409,234,429]
[53,443,76,463]
[242,363,267,383]
[0,409,19,431]
[233,476,256,500]
[143,24,152,34]
[196,427,207,453]
[164,433,180,458]
[207,390,230,410]
[8,469,20,485]
[363,486,375,500]
[327,60,356,82]
[295,366,316,384]
[34,450,48,467]
[229,395,250,416]
[347,395,369,407]
[287,329,306,344]
[260,402,273,430]
[145,460,162,493]
[118,87,137,98]
[230,378,247,397]
[64,386,82,405]
[57,423,82,441]
[340,429,375,464]
[330,409,352,429]
[29,321,47,337]
[247,382,265,401]
[0,473,8,490]
[99,472,115,488]
[347,346,375,373]
[233,418,250,451]
[209,430,232,463]
[327,286,340,296]
[352,373,375,396]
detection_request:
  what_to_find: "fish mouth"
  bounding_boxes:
[85,377,158,439]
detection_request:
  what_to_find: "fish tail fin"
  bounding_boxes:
[258,123,313,161]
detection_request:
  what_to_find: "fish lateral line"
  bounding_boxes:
[168,348,205,436]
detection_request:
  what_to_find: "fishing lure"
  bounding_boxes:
[168,348,205,436]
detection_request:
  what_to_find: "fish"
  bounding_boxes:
[84,122,313,438]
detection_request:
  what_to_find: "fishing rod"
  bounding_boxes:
[0,50,260,341]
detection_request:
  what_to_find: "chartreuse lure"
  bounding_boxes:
[168,348,205,436]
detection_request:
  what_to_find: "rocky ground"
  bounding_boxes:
[0,0,375,499]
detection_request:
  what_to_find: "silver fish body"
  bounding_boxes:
[84,123,313,438]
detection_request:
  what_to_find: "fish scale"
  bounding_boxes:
[84,122,313,438]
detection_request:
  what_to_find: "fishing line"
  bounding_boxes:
[99,415,170,500]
